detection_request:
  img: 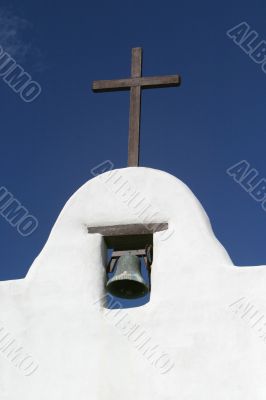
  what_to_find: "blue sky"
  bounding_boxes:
[1,0,266,283]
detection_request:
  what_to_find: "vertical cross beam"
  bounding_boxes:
[128,48,142,167]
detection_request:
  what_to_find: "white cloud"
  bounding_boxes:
[0,8,31,61]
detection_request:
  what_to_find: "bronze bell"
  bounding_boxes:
[106,252,149,299]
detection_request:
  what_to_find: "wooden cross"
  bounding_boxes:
[92,47,181,167]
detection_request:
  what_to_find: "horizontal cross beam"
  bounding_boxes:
[92,75,180,92]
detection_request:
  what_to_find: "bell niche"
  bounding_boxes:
[87,222,168,302]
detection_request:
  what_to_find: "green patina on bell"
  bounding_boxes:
[106,253,149,299]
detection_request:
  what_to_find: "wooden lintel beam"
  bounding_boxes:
[87,223,168,236]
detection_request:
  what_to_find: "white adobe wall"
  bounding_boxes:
[0,167,266,399]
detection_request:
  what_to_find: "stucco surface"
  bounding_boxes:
[0,167,265,399]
